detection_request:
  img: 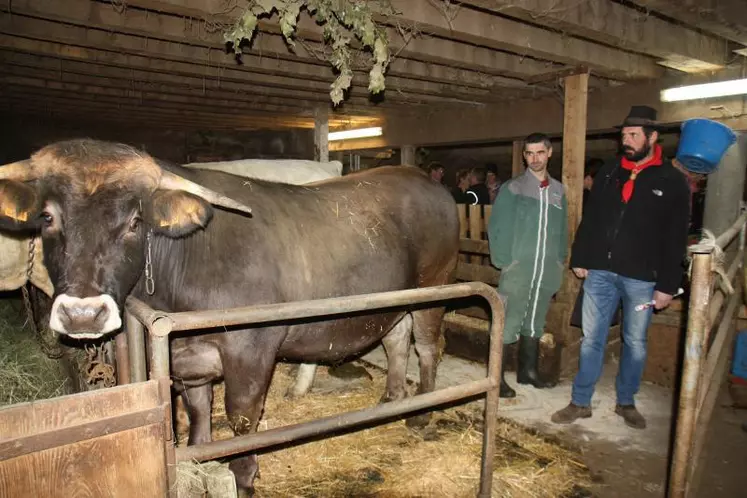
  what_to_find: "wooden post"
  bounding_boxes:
[458,204,468,263]
[314,108,329,163]
[401,145,416,166]
[469,205,483,264]
[512,140,523,178]
[557,71,589,360]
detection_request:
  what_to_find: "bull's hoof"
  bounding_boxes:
[378,392,405,404]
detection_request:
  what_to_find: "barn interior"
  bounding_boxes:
[1,1,747,497]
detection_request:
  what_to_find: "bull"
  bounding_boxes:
[0,139,459,493]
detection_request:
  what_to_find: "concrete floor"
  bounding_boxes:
[360,346,747,498]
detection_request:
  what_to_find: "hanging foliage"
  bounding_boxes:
[225,1,393,105]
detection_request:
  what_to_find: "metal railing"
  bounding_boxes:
[123,281,505,498]
[668,210,747,498]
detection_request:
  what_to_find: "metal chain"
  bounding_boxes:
[145,230,155,295]
[22,238,64,359]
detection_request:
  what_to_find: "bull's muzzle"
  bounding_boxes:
[49,294,122,338]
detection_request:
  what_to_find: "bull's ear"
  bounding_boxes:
[147,189,214,237]
[0,180,39,231]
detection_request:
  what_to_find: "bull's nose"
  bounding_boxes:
[58,301,110,330]
[49,294,123,338]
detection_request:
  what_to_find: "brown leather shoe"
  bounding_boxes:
[615,404,646,429]
[551,403,592,424]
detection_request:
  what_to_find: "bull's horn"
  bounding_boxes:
[158,169,252,215]
[0,160,34,181]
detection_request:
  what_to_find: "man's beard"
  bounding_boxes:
[622,141,651,162]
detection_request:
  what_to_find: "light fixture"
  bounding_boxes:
[660,78,747,102]
[328,126,382,141]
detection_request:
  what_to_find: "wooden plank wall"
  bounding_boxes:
[0,380,171,498]
[455,204,500,286]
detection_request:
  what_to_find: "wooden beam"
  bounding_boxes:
[0,0,547,101]
[459,0,729,72]
[512,140,524,178]
[558,72,589,345]
[562,73,589,254]
[108,0,562,83]
[386,0,663,80]
[401,146,416,166]
[630,0,747,47]
[314,108,329,163]
[0,16,513,108]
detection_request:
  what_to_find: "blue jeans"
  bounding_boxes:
[571,270,655,407]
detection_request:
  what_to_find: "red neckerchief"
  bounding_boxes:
[540,178,549,189]
[620,144,662,203]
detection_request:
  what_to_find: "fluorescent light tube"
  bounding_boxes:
[660,78,747,102]
[328,127,382,141]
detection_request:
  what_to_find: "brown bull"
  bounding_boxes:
[0,139,459,493]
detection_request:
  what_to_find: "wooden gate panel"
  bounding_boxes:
[0,380,171,498]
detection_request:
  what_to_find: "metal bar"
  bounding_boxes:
[135,282,504,496]
[479,293,503,498]
[668,252,713,498]
[125,311,148,383]
[128,282,498,335]
[175,378,493,462]
[714,210,747,249]
[114,329,130,385]
[149,334,170,381]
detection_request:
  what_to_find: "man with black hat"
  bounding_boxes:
[551,105,691,429]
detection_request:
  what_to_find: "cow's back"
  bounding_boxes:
[144,165,459,361]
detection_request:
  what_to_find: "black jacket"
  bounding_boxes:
[466,183,491,205]
[570,157,691,294]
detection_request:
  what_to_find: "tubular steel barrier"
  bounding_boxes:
[668,212,746,498]
[124,281,505,498]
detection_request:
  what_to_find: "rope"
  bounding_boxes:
[689,229,734,295]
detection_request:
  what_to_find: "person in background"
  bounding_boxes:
[428,162,445,185]
[452,168,471,203]
[583,158,604,209]
[486,163,501,204]
[466,166,491,205]
[551,105,691,429]
[488,132,567,397]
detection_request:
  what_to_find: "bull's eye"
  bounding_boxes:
[129,216,141,232]
[41,211,54,226]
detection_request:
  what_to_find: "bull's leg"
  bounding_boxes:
[407,307,446,428]
[380,313,413,403]
[180,384,213,445]
[221,350,278,496]
[285,362,317,398]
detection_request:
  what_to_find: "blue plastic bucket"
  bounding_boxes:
[676,118,737,174]
[732,330,747,381]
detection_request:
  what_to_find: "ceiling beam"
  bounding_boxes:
[0,89,324,129]
[0,0,554,99]
[100,0,563,84]
[0,12,510,107]
[0,49,493,118]
[458,0,730,73]
[384,0,663,80]
[630,0,747,47]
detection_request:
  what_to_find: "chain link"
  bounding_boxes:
[22,238,64,359]
[145,230,155,295]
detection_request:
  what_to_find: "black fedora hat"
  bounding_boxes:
[616,105,660,129]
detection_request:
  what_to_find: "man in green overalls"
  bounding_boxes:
[488,133,568,398]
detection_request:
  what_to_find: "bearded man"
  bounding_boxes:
[551,106,691,429]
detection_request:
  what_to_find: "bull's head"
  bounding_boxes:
[0,139,251,339]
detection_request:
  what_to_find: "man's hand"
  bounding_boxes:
[572,268,588,279]
[653,291,673,310]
